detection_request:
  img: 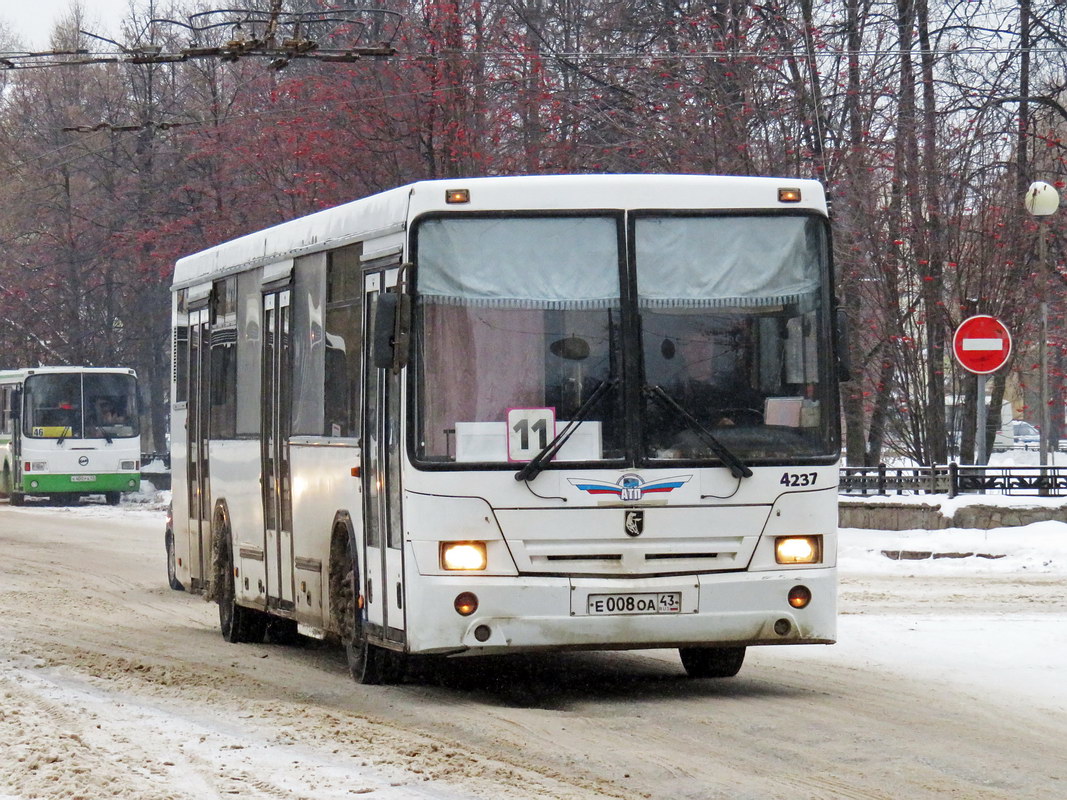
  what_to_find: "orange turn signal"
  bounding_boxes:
[454,592,478,616]
[788,585,812,609]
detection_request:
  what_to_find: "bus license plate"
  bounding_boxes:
[70,475,96,482]
[587,592,681,615]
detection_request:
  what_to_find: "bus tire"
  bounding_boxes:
[0,463,10,497]
[10,491,24,507]
[165,528,184,591]
[334,528,392,685]
[105,491,121,506]
[218,535,266,644]
[679,646,746,678]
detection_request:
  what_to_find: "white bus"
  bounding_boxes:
[0,366,141,505]
[168,174,843,683]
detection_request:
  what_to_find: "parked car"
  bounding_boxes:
[993,420,1041,451]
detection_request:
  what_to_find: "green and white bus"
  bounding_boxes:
[0,367,141,505]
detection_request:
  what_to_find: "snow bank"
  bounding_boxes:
[840,521,1067,575]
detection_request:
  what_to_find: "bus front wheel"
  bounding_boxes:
[679,646,746,679]
[105,491,121,506]
[336,533,396,685]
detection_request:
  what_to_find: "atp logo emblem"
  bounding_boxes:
[568,473,692,502]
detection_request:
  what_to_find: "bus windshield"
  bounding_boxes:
[637,214,836,461]
[412,212,836,469]
[413,215,625,464]
[24,372,139,440]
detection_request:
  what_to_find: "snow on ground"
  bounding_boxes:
[1,489,1065,798]
[839,519,1067,574]
[885,448,1067,468]
[828,506,1067,719]
[987,448,1067,467]
[0,655,473,800]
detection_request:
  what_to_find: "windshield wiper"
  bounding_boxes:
[515,377,619,483]
[643,384,753,479]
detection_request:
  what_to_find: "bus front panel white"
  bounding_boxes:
[402,568,836,655]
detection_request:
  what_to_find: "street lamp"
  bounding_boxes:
[1024,181,1060,468]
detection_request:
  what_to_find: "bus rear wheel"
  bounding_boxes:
[218,536,266,644]
[337,534,396,685]
[679,646,746,678]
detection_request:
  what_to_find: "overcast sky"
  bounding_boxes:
[2,0,134,50]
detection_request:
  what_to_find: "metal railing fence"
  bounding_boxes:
[839,464,1067,498]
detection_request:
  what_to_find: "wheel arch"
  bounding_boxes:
[327,510,358,638]
[207,497,234,603]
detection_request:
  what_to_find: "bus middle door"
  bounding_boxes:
[262,288,296,611]
[362,270,405,646]
[187,306,212,591]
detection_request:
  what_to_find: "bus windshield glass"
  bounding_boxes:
[24,372,139,440]
[413,215,625,465]
[636,214,836,462]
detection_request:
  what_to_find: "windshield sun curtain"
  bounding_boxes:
[634,215,821,309]
[412,212,835,468]
[416,217,620,309]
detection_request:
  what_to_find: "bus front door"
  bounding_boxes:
[362,271,405,645]
[262,288,295,611]
[187,307,212,591]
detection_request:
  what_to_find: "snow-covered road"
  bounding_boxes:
[0,498,1064,799]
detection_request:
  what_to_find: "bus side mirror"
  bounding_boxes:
[835,306,852,382]
[372,292,412,372]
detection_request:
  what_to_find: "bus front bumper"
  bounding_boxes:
[403,568,836,656]
[21,472,141,495]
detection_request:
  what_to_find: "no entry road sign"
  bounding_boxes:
[953,315,1012,374]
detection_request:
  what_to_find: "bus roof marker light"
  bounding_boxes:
[778,187,802,203]
[445,188,470,204]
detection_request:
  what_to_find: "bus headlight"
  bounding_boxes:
[775,536,822,564]
[27,461,48,471]
[440,542,488,571]
[120,460,137,471]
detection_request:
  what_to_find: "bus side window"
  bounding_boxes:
[324,244,363,438]
[210,277,238,439]
[236,270,263,436]
[0,387,9,435]
[292,254,326,436]
[174,289,190,405]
